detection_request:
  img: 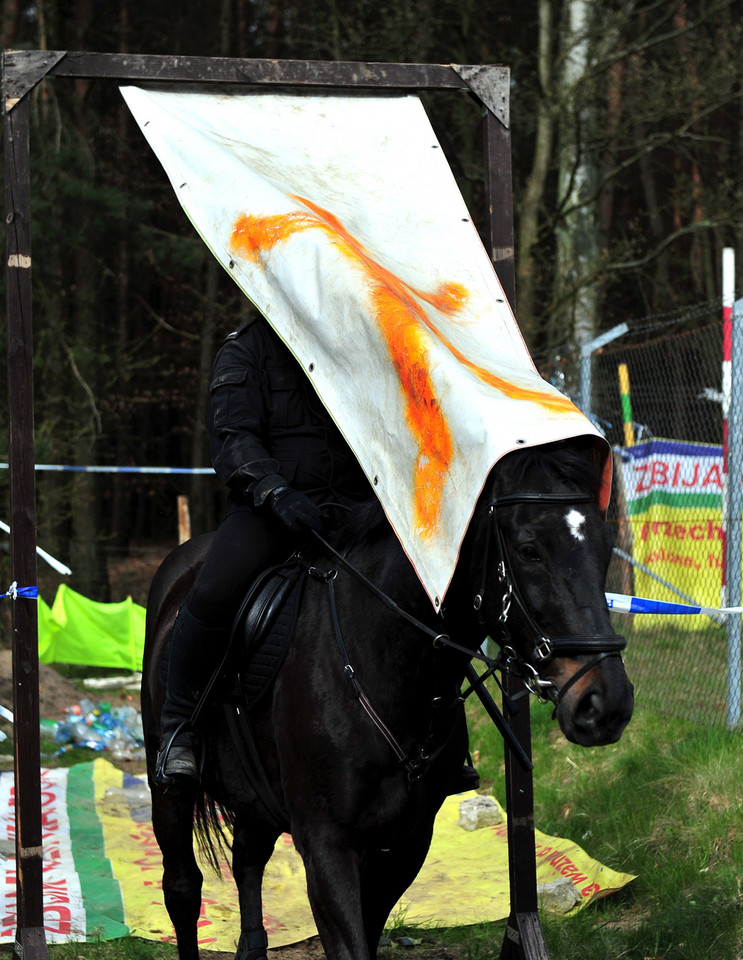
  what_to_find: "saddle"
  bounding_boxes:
[219,557,307,831]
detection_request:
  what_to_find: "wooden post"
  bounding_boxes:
[177,495,192,544]
[4,85,49,958]
[483,101,516,309]
[499,672,550,960]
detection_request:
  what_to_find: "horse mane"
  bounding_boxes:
[336,496,388,545]
[502,436,603,500]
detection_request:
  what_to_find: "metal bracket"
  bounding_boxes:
[3,49,67,114]
[451,64,509,127]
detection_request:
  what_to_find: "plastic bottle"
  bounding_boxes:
[39,718,60,739]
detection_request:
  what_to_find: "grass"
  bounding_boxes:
[621,622,730,727]
[3,691,743,958]
[468,694,743,959]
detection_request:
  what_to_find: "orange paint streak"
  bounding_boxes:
[230,197,576,534]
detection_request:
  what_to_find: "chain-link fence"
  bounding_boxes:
[588,304,736,728]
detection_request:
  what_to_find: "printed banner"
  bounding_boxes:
[120,86,607,607]
[0,760,633,950]
[619,438,723,625]
[38,584,146,671]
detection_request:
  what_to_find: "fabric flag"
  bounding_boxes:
[121,86,608,605]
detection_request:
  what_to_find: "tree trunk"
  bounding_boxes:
[552,0,602,384]
[516,0,555,345]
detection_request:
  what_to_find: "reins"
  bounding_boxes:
[304,485,627,775]
[306,536,467,779]
[305,532,532,773]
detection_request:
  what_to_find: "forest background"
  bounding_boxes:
[1,0,742,603]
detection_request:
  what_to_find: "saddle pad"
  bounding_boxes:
[234,562,306,708]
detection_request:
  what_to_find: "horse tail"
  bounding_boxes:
[194,790,236,874]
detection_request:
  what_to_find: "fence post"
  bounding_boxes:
[726,297,743,729]
[579,322,629,416]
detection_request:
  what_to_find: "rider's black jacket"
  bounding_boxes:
[208,318,372,509]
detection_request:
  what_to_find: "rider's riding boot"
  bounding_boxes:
[448,761,481,794]
[155,605,227,787]
[447,754,481,795]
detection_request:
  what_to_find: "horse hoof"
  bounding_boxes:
[235,928,268,960]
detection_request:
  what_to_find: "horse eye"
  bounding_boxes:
[517,543,540,562]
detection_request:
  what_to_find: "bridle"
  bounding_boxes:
[473,490,627,705]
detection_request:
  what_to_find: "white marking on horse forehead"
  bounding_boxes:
[565,508,586,541]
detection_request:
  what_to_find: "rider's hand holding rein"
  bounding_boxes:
[268,482,326,533]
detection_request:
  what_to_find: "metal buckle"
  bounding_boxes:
[499,583,513,623]
[533,638,553,662]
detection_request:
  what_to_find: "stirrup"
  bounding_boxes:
[154,722,202,787]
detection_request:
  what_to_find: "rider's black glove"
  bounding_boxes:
[269,485,325,534]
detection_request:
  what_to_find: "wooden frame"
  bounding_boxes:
[3,50,542,960]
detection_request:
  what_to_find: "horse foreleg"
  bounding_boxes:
[231,815,280,960]
[359,826,435,958]
[295,827,370,960]
[151,784,203,960]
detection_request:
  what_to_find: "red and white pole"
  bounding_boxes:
[722,247,735,606]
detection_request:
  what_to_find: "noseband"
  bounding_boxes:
[473,491,626,704]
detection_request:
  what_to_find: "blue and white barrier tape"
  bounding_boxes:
[0,464,214,475]
[606,592,743,616]
[0,582,38,600]
[1,581,739,619]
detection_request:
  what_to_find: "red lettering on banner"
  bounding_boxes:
[681,464,700,487]
[43,879,71,905]
[633,458,723,493]
[264,911,287,935]
[130,823,166,872]
[635,464,650,492]
[41,812,59,831]
[640,520,723,545]
[652,462,668,486]
[643,548,699,569]
[42,847,63,874]
[44,904,72,936]
[702,464,722,488]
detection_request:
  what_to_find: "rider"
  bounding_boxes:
[156,314,373,785]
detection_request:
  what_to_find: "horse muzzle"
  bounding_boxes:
[550,651,635,746]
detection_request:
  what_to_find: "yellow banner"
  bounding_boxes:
[92,762,633,951]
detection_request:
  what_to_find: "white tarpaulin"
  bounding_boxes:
[121,86,608,606]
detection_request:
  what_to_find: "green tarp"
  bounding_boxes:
[38,584,146,671]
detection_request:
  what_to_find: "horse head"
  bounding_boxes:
[462,437,634,747]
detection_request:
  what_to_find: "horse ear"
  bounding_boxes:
[593,437,613,518]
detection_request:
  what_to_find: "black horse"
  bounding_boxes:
[141,436,634,960]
